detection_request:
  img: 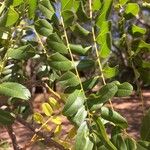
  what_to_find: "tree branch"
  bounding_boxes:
[6,125,20,150]
[16,116,66,150]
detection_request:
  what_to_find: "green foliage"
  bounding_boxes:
[140,109,150,141]
[75,121,93,150]
[48,53,73,71]
[125,3,140,18]
[59,71,79,87]
[47,33,68,54]
[115,82,133,97]
[28,0,37,19]
[63,90,85,117]
[0,0,149,149]
[35,19,53,36]
[38,0,54,20]
[0,109,14,125]
[101,107,128,128]
[7,45,35,60]
[0,82,31,100]
[0,6,19,27]
[130,25,146,37]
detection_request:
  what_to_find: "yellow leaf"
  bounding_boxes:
[33,113,44,124]
[49,97,60,109]
[53,138,71,149]
[67,127,77,139]
[54,125,62,135]
[43,124,51,131]
[42,103,53,116]
[61,141,71,149]
[51,116,62,125]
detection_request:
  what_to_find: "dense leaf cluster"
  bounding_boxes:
[0,0,150,149]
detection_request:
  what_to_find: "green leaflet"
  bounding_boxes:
[81,76,99,91]
[97,21,112,58]
[119,0,129,6]
[65,76,99,93]
[69,44,91,55]
[97,32,112,58]
[92,0,102,11]
[76,1,89,22]
[111,134,127,150]
[103,65,118,78]
[38,0,54,20]
[75,121,93,150]
[59,71,80,87]
[132,40,150,55]
[140,109,150,141]
[101,107,128,129]
[125,137,137,150]
[96,0,113,28]
[130,25,146,37]
[48,53,73,71]
[0,109,14,125]
[99,21,112,35]
[34,19,53,36]
[73,1,80,12]
[0,82,31,100]
[142,60,150,69]
[13,0,23,6]
[124,3,140,19]
[7,45,35,60]
[72,106,87,126]
[62,10,75,28]
[115,82,133,97]
[63,90,85,117]
[28,0,37,19]
[0,6,19,27]
[4,0,23,7]
[47,33,68,54]
[138,40,150,52]
[87,82,118,111]
[71,23,90,36]
[137,140,150,149]
[94,117,117,150]
[75,59,95,70]
[61,0,74,11]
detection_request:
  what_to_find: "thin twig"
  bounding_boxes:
[89,0,113,109]
[30,117,52,143]
[60,9,94,126]
[16,116,65,150]
[60,16,85,96]
[44,83,61,100]
[132,63,145,115]
[6,126,20,150]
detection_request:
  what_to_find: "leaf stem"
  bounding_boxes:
[60,15,85,96]
[30,117,52,143]
[25,26,48,57]
[60,11,93,127]
[89,0,113,109]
